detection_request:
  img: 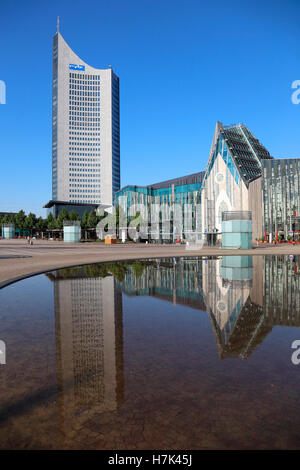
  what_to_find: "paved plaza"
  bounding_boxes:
[1,239,300,288]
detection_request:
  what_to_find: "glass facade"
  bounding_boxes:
[114,174,203,243]
[262,159,300,239]
[204,133,241,186]
[63,221,81,243]
[68,70,101,203]
[201,123,273,235]
[221,212,252,249]
[45,201,99,218]
[52,34,58,200]
[114,122,300,243]
[51,32,120,207]
[205,124,272,187]
[1,223,15,239]
[112,73,120,196]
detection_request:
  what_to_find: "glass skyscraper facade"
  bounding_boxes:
[52,30,120,207]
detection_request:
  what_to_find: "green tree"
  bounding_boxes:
[36,216,47,233]
[24,212,37,235]
[46,213,56,230]
[84,264,111,278]
[82,210,89,229]
[107,262,128,282]
[87,210,98,228]
[1,214,10,225]
[57,208,69,229]
[0,213,14,225]
[15,210,26,230]
[131,261,146,278]
[69,209,80,221]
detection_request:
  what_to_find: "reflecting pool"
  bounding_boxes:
[0,255,300,449]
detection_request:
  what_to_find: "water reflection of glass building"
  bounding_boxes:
[202,256,268,359]
[113,256,300,360]
[48,271,124,436]
[118,258,206,310]
[264,256,300,324]
[116,256,266,359]
[202,255,300,359]
[47,254,300,428]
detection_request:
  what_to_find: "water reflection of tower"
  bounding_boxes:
[49,271,124,435]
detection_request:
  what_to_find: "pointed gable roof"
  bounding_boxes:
[205,122,273,187]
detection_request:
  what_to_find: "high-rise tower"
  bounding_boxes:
[52,25,120,206]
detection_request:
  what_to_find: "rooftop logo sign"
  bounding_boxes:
[69,64,85,71]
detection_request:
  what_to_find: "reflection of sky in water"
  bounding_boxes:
[0,255,300,450]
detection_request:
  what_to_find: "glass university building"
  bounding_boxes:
[115,172,204,242]
[263,159,300,237]
[115,121,300,242]
[52,31,120,207]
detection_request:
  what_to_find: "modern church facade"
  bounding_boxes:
[115,122,300,243]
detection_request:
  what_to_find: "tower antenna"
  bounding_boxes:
[57,16,60,33]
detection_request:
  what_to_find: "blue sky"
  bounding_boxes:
[1,0,300,216]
